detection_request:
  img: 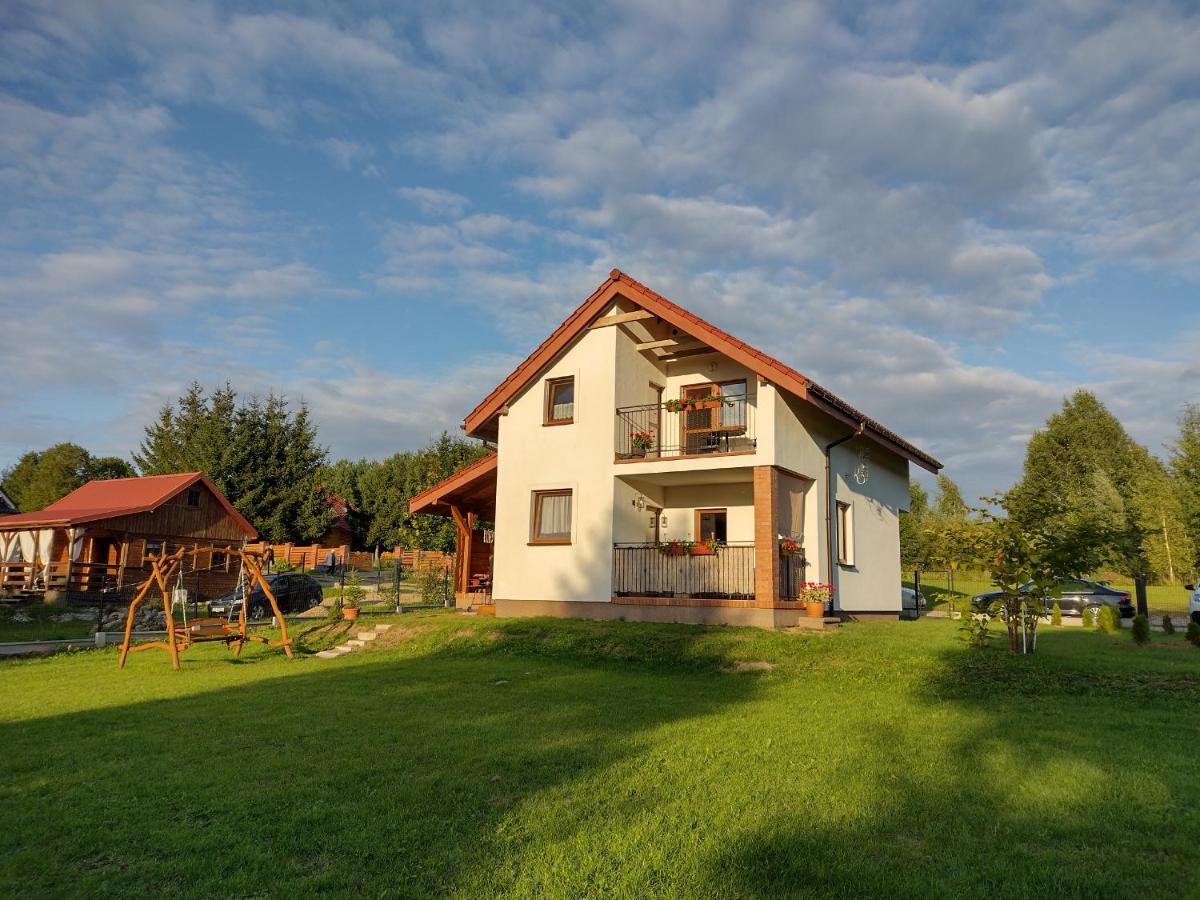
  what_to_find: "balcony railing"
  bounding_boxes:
[0,560,123,595]
[779,552,810,601]
[616,396,756,460]
[612,542,755,600]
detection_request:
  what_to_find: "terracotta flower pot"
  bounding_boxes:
[689,544,715,556]
[693,400,721,410]
[342,606,360,621]
[805,600,825,619]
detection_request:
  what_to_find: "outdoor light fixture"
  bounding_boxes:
[636,496,646,511]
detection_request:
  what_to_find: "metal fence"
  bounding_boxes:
[612,542,756,599]
[615,397,756,459]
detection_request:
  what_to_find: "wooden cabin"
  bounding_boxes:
[0,472,256,603]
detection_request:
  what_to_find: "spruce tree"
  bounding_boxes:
[1170,404,1200,572]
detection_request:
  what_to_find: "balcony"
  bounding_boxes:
[612,542,756,601]
[615,396,756,461]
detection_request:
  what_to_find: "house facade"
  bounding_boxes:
[410,270,941,628]
[0,472,256,602]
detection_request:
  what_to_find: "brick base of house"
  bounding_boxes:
[493,598,842,630]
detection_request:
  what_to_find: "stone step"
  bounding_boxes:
[356,631,379,642]
[345,639,365,648]
[314,649,342,659]
[374,623,393,632]
[334,643,356,653]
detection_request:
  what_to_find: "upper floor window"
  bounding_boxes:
[544,376,575,425]
[186,489,201,507]
[530,489,572,544]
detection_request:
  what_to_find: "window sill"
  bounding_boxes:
[528,540,572,546]
[543,420,574,427]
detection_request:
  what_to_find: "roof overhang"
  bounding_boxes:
[462,270,942,473]
[408,454,498,519]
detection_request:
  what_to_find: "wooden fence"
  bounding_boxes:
[246,543,453,575]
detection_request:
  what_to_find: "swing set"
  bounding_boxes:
[117,545,293,670]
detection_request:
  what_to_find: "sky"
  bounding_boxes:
[1,0,1198,504]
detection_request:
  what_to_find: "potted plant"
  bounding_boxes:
[690,394,722,410]
[798,582,834,619]
[658,539,690,556]
[664,398,685,413]
[779,538,804,557]
[690,537,721,556]
[341,571,365,620]
[629,431,655,457]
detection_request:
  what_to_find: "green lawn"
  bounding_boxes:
[0,606,96,643]
[1,612,1198,897]
[911,570,1193,615]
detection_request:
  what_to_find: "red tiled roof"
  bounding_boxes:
[463,269,942,472]
[0,472,257,535]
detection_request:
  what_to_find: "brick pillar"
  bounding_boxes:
[753,465,780,608]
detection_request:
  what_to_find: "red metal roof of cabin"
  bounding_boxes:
[462,269,942,473]
[0,472,257,536]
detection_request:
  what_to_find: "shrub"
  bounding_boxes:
[960,612,991,649]
[1051,603,1062,627]
[342,572,366,609]
[1097,605,1120,634]
[326,596,343,622]
[1131,614,1150,645]
[1187,621,1200,648]
[1080,606,1095,629]
[1161,615,1176,635]
[417,565,450,606]
[272,559,296,573]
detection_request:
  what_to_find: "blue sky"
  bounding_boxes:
[1,0,1198,503]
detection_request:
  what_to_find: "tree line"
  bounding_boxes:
[901,390,1200,584]
[0,383,489,550]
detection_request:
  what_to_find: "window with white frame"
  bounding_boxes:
[836,501,854,566]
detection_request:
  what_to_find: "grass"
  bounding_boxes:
[1,612,1198,897]
[911,570,1193,615]
[0,605,96,642]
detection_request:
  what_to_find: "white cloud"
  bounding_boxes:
[396,186,470,217]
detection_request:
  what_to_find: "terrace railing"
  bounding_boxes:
[616,396,755,460]
[612,542,756,600]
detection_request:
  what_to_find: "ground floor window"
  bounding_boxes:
[530,489,572,544]
[695,508,727,543]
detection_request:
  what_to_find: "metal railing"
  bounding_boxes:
[616,396,756,459]
[779,553,810,601]
[612,542,756,600]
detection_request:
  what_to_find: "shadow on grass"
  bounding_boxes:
[712,628,1200,899]
[0,622,762,896]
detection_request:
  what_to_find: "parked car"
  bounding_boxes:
[972,579,1133,619]
[209,573,324,619]
[901,586,923,611]
[1184,583,1200,625]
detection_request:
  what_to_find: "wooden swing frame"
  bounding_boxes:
[117,546,293,670]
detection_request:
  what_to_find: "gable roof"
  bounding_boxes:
[464,269,942,473]
[0,472,257,536]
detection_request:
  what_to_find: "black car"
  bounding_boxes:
[209,573,324,619]
[972,579,1134,619]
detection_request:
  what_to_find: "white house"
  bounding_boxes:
[410,270,941,628]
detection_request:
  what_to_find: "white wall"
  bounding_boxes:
[492,312,621,604]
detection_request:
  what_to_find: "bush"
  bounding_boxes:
[1161,614,1176,635]
[1097,605,1120,634]
[1187,621,1200,648]
[417,566,450,606]
[326,596,343,622]
[1051,603,1062,627]
[959,612,991,649]
[1131,614,1150,645]
[342,572,366,609]
[1080,606,1096,629]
